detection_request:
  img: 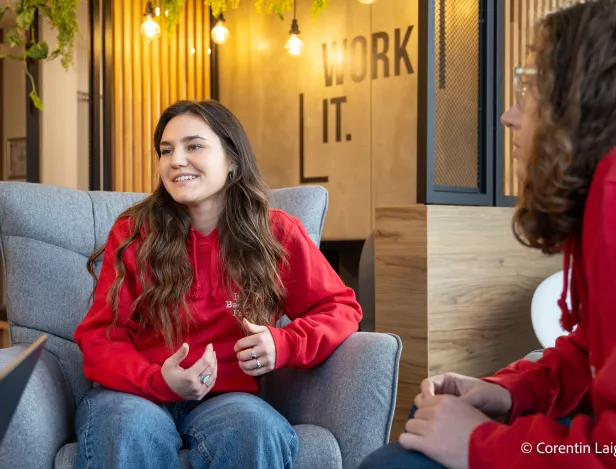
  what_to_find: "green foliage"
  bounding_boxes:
[162,0,330,25]
[1,0,80,110]
[161,0,186,35]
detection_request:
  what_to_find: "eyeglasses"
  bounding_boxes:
[514,66,537,110]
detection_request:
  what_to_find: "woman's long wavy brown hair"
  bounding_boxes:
[513,0,616,254]
[87,100,288,350]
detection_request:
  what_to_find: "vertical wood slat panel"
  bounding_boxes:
[503,0,574,197]
[122,0,133,192]
[113,0,123,191]
[112,2,210,192]
[170,14,178,105]
[142,35,152,192]
[161,15,170,112]
[132,0,143,193]
[204,6,211,99]
[178,5,187,100]
[195,0,203,99]
[187,0,196,100]
[152,24,161,190]
[504,0,512,196]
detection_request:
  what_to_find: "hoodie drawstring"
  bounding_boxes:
[189,228,221,301]
[190,229,203,300]
[558,238,580,332]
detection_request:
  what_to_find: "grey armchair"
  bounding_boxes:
[0,182,401,469]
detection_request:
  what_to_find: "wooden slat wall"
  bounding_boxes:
[503,0,576,196]
[112,0,211,193]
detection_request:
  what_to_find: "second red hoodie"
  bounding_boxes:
[74,209,362,404]
[468,148,616,468]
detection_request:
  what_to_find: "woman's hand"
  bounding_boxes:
[401,395,492,469]
[234,318,276,376]
[161,343,218,400]
[415,372,512,422]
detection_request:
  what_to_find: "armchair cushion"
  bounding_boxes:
[263,332,402,469]
[0,345,74,468]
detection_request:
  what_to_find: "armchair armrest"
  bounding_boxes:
[264,332,402,469]
[0,345,75,469]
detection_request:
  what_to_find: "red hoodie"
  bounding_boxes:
[469,147,616,468]
[74,209,362,404]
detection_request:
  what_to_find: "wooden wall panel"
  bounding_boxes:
[375,204,562,440]
[218,0,417,240]
[112,1,211,193]
[502,0,576,196]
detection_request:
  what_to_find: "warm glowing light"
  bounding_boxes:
[207,48,212,55]
[155,6,160,16]
[164,9,168,16]
[358,0,376,4]
[211,19,229,45]
[191,47,196,54]
[285,34,303,56]
[141,2,160,39]
[141,17,161,39]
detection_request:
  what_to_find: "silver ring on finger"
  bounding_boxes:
[200,373,211,385]
[256,358,262,369]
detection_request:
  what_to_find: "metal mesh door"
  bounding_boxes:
[433,0,481,190]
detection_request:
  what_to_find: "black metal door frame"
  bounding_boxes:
[418,0,519,207]
[89,0,113,191]
[494,0,517,208]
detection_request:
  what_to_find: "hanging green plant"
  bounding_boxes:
[0,0,79,110]
[163,0,329,27]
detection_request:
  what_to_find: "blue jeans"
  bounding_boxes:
[75,386,299,469]
[359,406,572,469]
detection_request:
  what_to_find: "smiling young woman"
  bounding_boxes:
[73,99,363,469]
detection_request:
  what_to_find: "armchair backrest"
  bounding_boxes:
[0,182,328,402]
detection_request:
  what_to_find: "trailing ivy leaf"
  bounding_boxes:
[26,41,49,60]
[0,7,8,22]
[29,91,43,110]
[16,8,36,30]
[274,4,284,20]
[39,6,52,19]
[7,32,24,48]
[49,49,61,60]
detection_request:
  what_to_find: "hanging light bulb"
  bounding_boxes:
[285,2,303,56]
[141,1,161,39]
[285,19,303,55]
[358,0,376,4]
[211,14,230,45]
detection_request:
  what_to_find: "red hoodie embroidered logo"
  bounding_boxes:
[225,293,240,317]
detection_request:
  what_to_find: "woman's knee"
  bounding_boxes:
[230,394,297,454]
[191,393,298,467]
[76,386,176,442]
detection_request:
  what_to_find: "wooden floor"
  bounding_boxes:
[0,321,9,348]
[375,204,563,439]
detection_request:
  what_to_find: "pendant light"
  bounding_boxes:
[211,14,230,45]
[285,1,303,56]
[141,1,161,40]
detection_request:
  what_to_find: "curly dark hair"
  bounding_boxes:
[513,0,616,254]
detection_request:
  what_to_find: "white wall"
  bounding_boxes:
[41,0,89,190]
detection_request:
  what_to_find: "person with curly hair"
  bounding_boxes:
[360,0,616,468]
[73,99,362,469]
